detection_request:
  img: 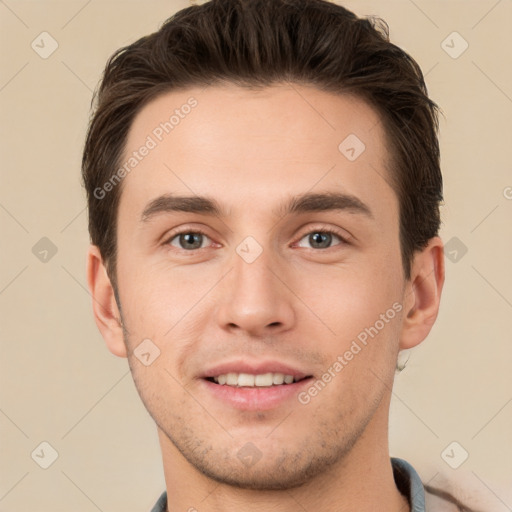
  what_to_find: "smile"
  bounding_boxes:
[207,372,306,387]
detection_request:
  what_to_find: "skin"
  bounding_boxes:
[87,83,445,512]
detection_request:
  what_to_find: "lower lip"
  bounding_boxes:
[200,378,313,411]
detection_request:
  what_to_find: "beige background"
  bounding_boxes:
[1,0,511,510]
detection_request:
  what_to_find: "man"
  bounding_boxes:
[82,0,465,510]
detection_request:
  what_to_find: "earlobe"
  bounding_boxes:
[86,245,127,358]
[399,237,445,350]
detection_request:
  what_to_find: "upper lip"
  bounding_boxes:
[200,359,312,380]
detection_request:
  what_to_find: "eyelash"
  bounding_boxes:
[164,225,350,252]
[294,227,350,249]
[164,228,216,252]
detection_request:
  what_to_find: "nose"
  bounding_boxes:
[215,249,296,337]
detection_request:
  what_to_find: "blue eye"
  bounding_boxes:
[169,232,211,250]
[296,230,344,249]
[165,228,347,252]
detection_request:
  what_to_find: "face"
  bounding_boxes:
[112,84,410,489]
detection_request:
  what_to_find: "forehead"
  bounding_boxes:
[118,83,396,223]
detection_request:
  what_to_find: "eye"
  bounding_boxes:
[295,230,346,249]
[168,231,212,250]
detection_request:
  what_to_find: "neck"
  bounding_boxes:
[156,405,410,512]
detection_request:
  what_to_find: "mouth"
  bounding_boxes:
[199,360,314,410]
[205,372,311,387]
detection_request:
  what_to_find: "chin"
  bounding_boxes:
[195,459,323,491]
[169,432,348,491]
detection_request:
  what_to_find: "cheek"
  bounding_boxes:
[293,255,403,341]
[117,255,205,330]
[127,354,193,430]
[117,261,216,386]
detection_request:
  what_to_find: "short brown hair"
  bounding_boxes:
[82,0,442,287]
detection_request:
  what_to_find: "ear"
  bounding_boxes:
[86,245,127,358]
[399,236,445,349]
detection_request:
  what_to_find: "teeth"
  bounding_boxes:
[238,373,255,387]
[212,372,300,387]
[255,373,274,386]
[226,373,238,385]
[273,373,285,385]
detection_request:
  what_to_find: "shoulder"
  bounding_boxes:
[391,458,477,512]
[424,485,472,512]
[150,490,167,512]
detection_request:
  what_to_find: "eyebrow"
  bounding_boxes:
[140,191,373,222]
